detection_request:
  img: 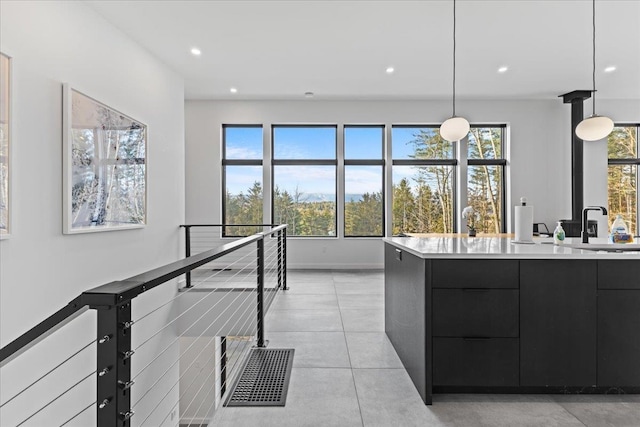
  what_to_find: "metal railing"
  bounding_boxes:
[0,224,288,427]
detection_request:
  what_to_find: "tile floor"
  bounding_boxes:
[211,270,640,427]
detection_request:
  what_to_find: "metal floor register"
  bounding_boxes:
[224,348,295,407]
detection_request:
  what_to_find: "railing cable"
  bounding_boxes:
[131,264,259,382]
[132,251,256,353]
[59,400,95,427]
[137,288,259,426]
[133,276,259,412]
[0,339,95,409]
[132,248,256,325]
[15,370,95,427]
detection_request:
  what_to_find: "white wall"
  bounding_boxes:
[186,98,580,268]
[0,2,184,426]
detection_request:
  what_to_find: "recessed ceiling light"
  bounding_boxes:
[304,91,314,98]
[498,66,508,73]
[190,47,201,56]
[604,66,616,73]
[230,87,238,93]
[386,67,395,74]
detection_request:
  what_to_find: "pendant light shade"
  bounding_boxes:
[575,114,614,141]
[440,0,469,142]
[440,116,470,142]
[576,0,613,142]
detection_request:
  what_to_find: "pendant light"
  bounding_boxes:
[575,0,613,141]
[440,0,469,142]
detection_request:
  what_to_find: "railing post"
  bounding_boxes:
[95,301,134,427]
[282,228,288,290]
[256,238,266,348]
[277,230,283,290]
[220,336,227,396]
[185,226,192,288]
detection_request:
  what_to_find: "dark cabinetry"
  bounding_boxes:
[520,260,597,386]
[384,243,640,405]
[384,245,429,403]
[597,260,640,386]
[432,260,519,387]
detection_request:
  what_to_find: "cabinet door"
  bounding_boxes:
[598,290,640,386]
[434,338,519,386]
[432,259,519,288]
[520,260,597,386]
[384,244,429,403]
[433,289,519,337]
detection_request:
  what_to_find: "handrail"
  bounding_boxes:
[0,296,88,366]
[0,223,288,427]
[83,230,273,306]
[0,229,274,365]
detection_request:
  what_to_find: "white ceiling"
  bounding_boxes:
[86,0,640,101]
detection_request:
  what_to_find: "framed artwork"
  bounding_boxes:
[0,52,10,239]
[63,84,147,234]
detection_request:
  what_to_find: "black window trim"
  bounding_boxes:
[344,124,386,238]
[271,124,338,238]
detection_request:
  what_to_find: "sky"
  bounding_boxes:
[224,125,453,195]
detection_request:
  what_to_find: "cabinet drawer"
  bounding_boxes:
[433,289,519,337]
[598,261,640,290]
[432,260,519,288]
[433,337,519,386]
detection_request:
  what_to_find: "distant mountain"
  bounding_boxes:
[296,193,370,203]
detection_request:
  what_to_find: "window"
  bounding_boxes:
[391,126,456,235]
[272,125,337,237]
[344,126,384,237]
[222,125,263,236]
[607,125,639,236]
[467,126,506,234]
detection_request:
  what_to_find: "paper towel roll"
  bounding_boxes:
[515,205,534,242]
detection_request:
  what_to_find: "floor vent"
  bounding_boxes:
[224,348,295,407]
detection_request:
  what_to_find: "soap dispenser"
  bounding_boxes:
[553,221,566,245]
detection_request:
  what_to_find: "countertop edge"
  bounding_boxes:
[383,237,640,260]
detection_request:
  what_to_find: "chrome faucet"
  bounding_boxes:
[582,206,608,243]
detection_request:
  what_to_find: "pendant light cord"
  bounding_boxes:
[591,0,596,116]
[452,0,457,117]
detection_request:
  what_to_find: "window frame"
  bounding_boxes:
[390,125,458,235]
[221,124,264,237]
[271,124,338,238]
[466,124,507,234]
[343,124,385,238]
[607,124,640,235]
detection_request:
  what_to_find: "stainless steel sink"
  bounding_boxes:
[562,243,640,252]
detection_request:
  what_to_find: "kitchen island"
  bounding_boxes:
[384,236,640,405]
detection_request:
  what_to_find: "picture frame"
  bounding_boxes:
[62,84,147,234]
[0,52,11,239]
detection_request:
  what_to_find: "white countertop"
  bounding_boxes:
[383,236,640,260]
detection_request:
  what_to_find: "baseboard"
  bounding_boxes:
[286,263,384,270]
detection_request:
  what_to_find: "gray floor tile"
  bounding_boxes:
[333,270,384,283]
[341,309,384,332]
[271,293,339,310]
[346,332,403,368]
[282,282,336,295]
[354,369,442,427]
[287,270,335,283]
[430,394,585,427]
[338,293,384,309]
[212,368,363,427]
[266,309,343,332]
[552,394,640,427]
[207,270,638,427]
[266,332,351,368]
[335,282,384,295]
